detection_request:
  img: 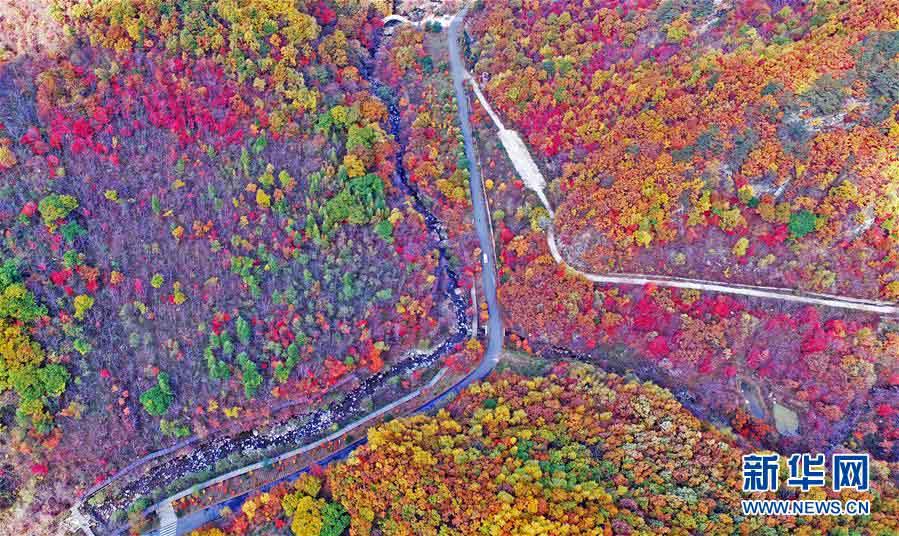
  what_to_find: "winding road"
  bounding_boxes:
[465,71,899,316]
[64,5,899,535]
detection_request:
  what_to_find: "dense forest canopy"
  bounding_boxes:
[0,0,466,530]
[193,363,899,535]
[0,0,897,534]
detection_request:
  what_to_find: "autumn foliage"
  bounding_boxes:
[470,0,899,300]
[465,0,899,464]
[196,364,899,535]
[0,0,459,530]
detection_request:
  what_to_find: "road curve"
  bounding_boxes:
[547,230,899,315]
[464,73,899,316]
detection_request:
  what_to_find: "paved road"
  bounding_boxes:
[448,7,504,378]
[546,229,899,314]
[135,8,504,535]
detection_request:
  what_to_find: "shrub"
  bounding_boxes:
[320,502,350,536]
[235,316,251,346]
[37,194,78,226]
[73,294,94,320]
[37,364,70,397]
[150,274,164,288]
[0,261,47,323]
[788,210,817,238]
[237,353,262,398]
[72,339,92,355]
[140,373,174,416]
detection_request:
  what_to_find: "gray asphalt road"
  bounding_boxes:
[448,7,504,377]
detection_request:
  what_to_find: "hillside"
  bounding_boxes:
[469,0,899,460]
[192,362,899,535]
[0,0,465,531]
[470,0,899,300]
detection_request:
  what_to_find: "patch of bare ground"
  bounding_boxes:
[0,0,69,62]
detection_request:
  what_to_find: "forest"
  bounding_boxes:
[0,0,470,531]
[0,0,897,534]
[191,361,899,535]
[469,0,899,300]
[465,0,899,464]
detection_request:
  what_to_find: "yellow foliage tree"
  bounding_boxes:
[290,495,323,536]
[344,154,365,178]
